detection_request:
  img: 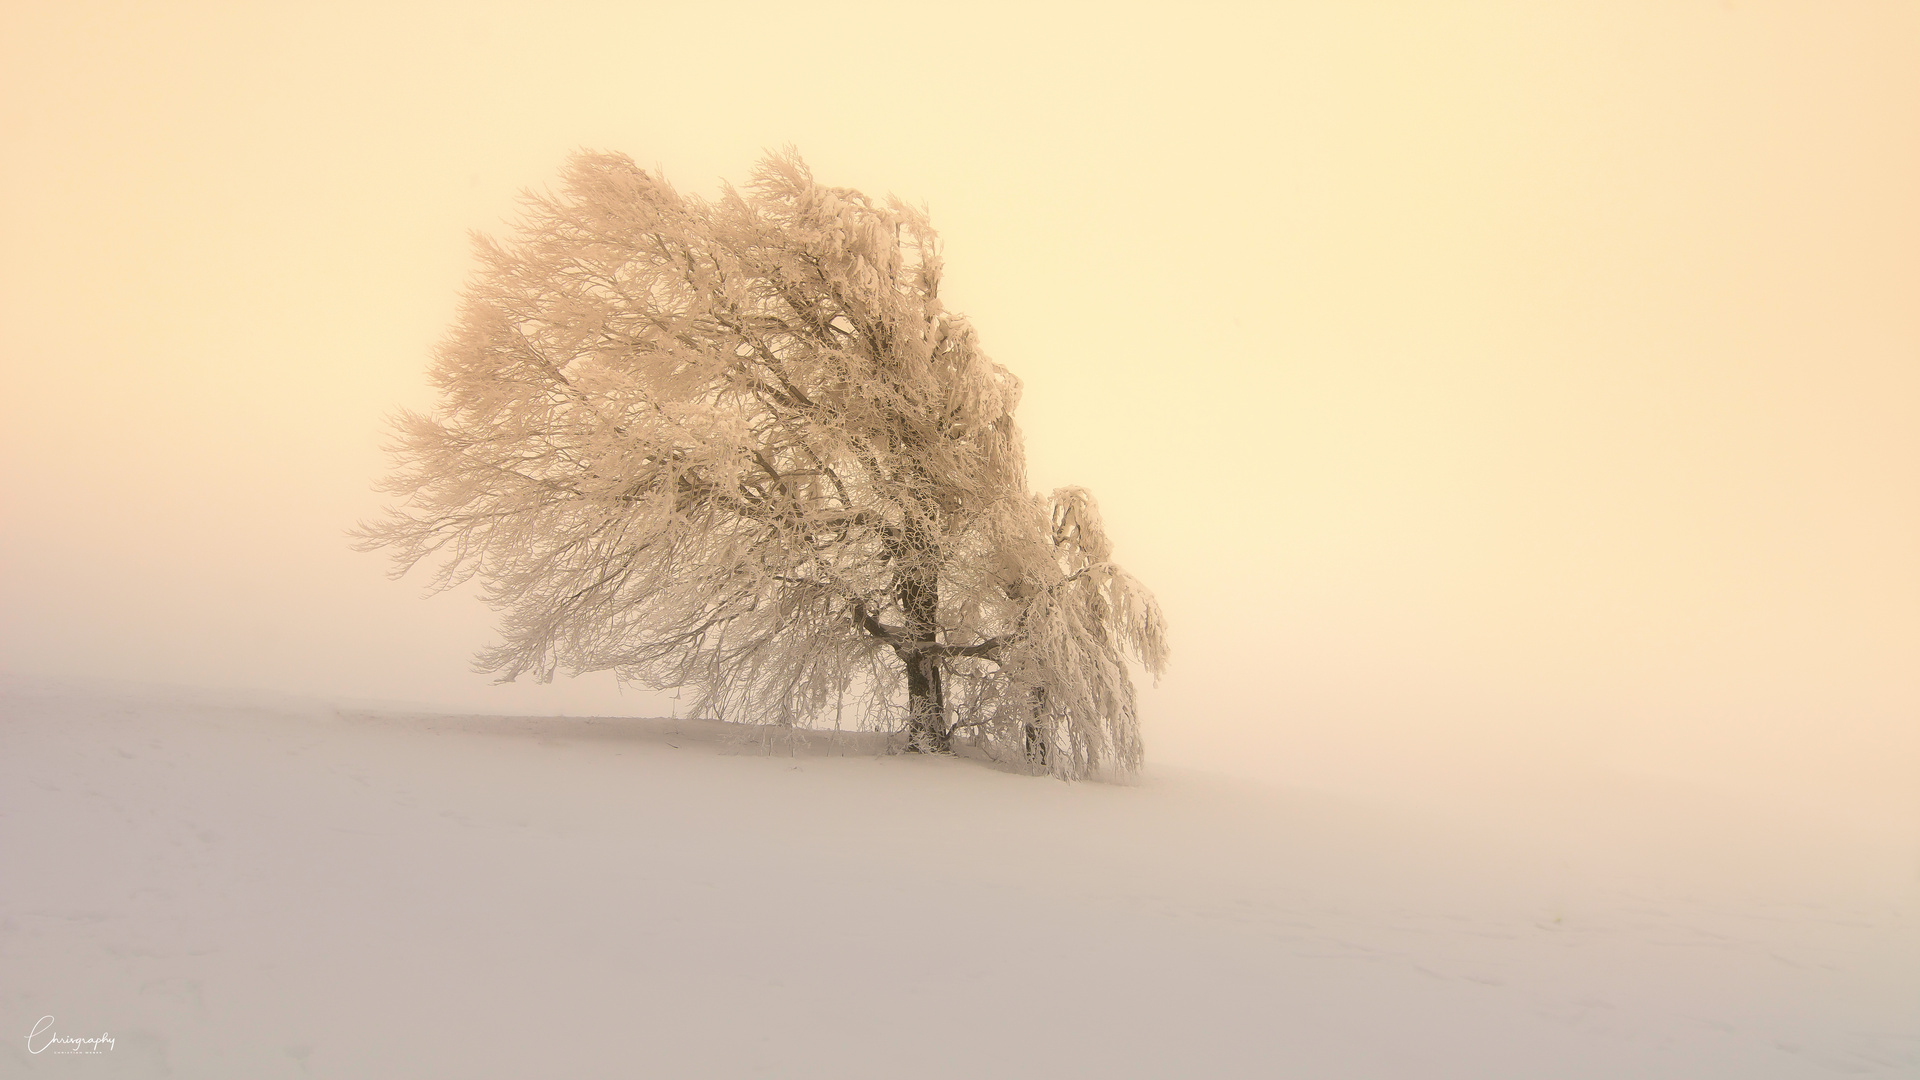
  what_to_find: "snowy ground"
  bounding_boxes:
[3,679,1915,1078]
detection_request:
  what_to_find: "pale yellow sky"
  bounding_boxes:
[2,2,1914,793]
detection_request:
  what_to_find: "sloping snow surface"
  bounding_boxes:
[3,680,1915,1077]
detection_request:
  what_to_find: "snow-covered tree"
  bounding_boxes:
[356,150,1167,778]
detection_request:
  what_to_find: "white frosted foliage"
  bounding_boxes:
[357,150,1167,778]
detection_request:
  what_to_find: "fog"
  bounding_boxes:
[3,2,1915,804]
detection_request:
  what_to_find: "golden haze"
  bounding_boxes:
[1,2,1913,797]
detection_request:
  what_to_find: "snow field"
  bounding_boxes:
[3,683,1915,1077]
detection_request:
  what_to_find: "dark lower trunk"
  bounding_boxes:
[897,549,949,753]
[1023,685,1048,768]
[904,651,949,753]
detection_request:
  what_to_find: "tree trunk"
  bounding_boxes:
[897,552,950,753]
[1023,685,1048,769]
[903,651,949,753]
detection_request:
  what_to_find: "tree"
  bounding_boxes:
[356,150,1167,778]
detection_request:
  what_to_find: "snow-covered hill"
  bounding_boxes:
[3,681,1914,1077]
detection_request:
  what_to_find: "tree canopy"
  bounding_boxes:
[358,150,1167,778]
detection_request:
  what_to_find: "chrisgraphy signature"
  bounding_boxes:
[26,1016,115,1055]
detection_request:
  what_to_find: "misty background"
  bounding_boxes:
[3,2,1914,802]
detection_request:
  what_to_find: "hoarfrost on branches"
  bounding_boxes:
[356,149,1167,778]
